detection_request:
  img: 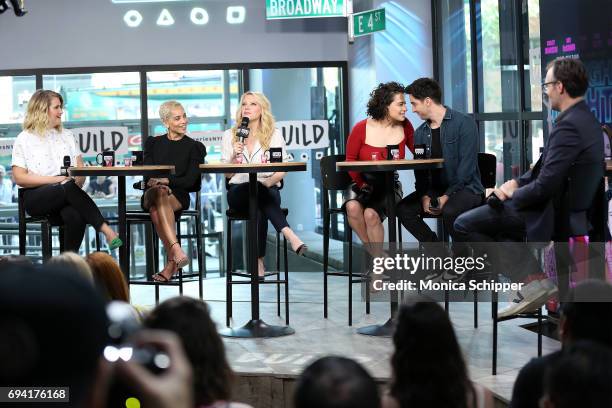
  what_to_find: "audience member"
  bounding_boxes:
[145,296,253,408]
[86,251,130,303]
[386,300,493,408]
[0,164,14,205]
[294,356,380,408]
[540,341,612,408]
[510,280,612,408]
[48,251,94,283]
[0,254,32,270]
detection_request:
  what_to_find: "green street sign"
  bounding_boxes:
[350,8,386,39]
[266,0,347,20]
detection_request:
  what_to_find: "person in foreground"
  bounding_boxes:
[145,297,253,408]
[143,100,206,282]
[294,356,381,408]
[221,91,306,279]
[11,89,121,253]
[396,78,483,269]
[510,280,612,408]
[539,341,612,408]
[454,58,604,317]
[344,82,414,251]
[384,299,493,408]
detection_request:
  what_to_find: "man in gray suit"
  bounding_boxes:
[454,58,604,317]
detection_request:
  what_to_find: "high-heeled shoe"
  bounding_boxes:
[169,241,189,269]
[294,243,308,256]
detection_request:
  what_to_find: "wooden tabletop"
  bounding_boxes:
[68,165,175,176]
[337,158,444,172]
[199,162,307,173]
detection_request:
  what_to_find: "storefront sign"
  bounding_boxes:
[266,0,347,20]
[278,120,329,150]
[72,127,130,160]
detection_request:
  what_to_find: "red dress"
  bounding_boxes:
[345,119,415,188]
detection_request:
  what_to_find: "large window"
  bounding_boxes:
[437,0,543,184]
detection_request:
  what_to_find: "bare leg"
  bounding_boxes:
[280,227,306,253]
[145,187,185,280]
[364,208,385,258]
[345,200,370,244]
[99,222,118,242]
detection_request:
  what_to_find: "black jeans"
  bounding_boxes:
[454,199,540,281]
[227,182,289,257]
[396,189,483,246]
[23,180,106,253]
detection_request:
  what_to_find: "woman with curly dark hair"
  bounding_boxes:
[145,297,252,408]
[384,300,493,408]
[344,82,414,249]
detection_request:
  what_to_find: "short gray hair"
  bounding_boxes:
[159,100,184,123]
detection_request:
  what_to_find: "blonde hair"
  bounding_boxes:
[159,100,185,124]
[48,251,94,284]
[23,90,63,136]
[232,92,276,151]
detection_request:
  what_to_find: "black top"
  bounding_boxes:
[143,134,206,210]
[510,351,561,408]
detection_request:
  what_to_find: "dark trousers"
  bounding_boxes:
[23,180,106,253]
[454,200,540,280]
[227,182,289,257]
[396,189,483,246]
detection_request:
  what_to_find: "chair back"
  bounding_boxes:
[320,154,352,191]
[564,161,605,238]
[478,152,497,189]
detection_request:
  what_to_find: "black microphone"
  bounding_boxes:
[237,117,250,143]
[60,155,71,176]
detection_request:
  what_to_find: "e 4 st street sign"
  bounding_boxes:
[349,7,385,40]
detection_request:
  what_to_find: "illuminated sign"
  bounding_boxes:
[111,0,246,27]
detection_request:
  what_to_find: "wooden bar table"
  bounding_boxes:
[68,165,175,279]
[336,158,444,337]
[199,162,307,338]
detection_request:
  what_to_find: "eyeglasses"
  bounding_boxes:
[541,80,559,92]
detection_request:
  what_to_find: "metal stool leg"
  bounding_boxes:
[226,218,233,327]
[284,235,289,325]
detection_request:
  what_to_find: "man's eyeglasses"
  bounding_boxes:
[541,81,559,92]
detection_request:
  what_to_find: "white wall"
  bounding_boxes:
[0,0,348,70]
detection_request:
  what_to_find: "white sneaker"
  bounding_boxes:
[497,280,551,318]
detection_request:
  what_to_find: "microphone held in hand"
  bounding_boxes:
[237,117,250,143]
[486,192,503,210]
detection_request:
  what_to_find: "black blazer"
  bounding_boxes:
[511,100,603,242]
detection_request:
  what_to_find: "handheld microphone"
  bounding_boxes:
[237,117,250,143]
[60,155,71,176]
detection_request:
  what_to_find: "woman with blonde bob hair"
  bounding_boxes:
[221,92,306,279]
[12,90,121,253]
[142,100,206,282]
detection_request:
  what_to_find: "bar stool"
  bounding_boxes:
[225,206,290,327]
[18,188,65,261]
[125,193,205,305]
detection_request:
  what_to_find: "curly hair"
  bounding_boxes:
[145,297,234,406]
[23,89,63,136]
[391,299,475,408]
[366,82,406,120]
[232,91,276,152]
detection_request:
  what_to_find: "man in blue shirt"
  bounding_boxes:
[396,78,483,272]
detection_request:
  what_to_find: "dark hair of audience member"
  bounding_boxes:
[294,356,380,408]
[0,263,108,406]
[86,251,129,302]
[366,81,406,120]
[405,78,443,104]
[145,297,233,406]
[543,341,612,408]
[0,254,32,270]
[391,300,474,408]
[560,279,612,347]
